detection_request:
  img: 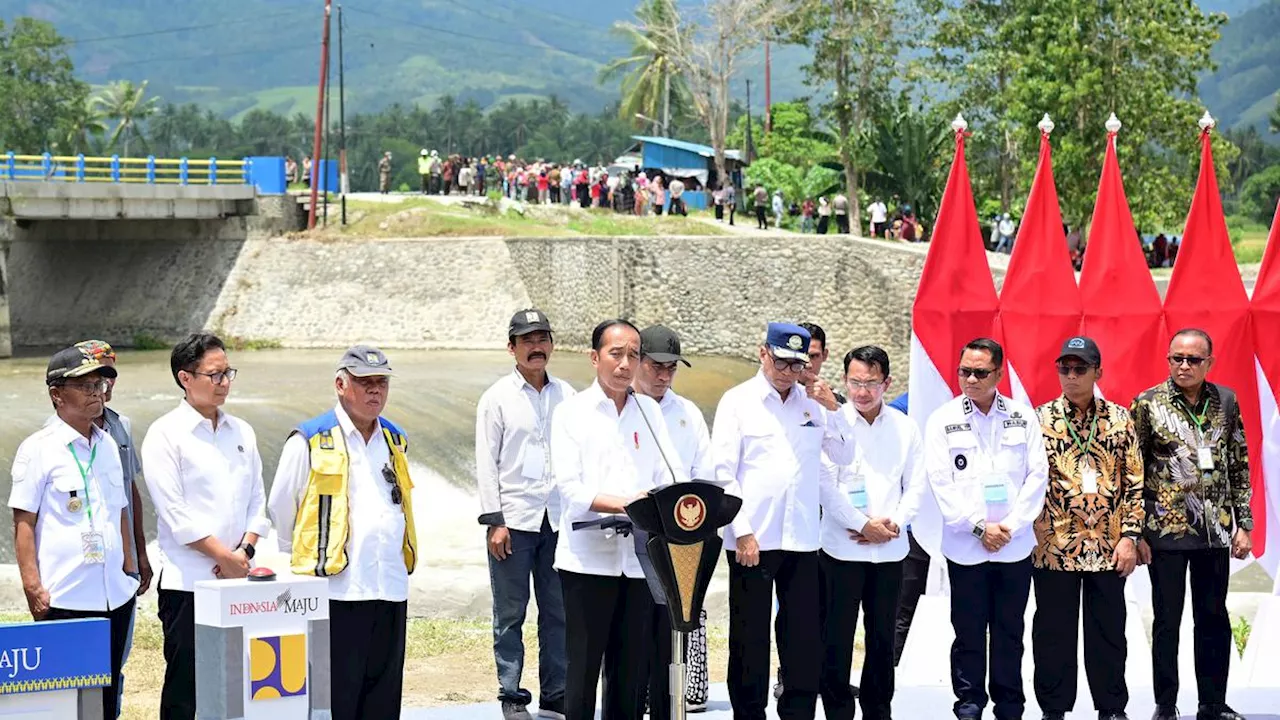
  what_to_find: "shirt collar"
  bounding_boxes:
[177,399,225,431]
[50,416,108,448]
[849,401,887,427]
[961,392,1008,417]
[1164,378,1215,408]
[753,369,799,404]
[585,379,632,415]
[1061,395,1098,421]
[510,367,557,393]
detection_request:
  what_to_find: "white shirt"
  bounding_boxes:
[475,369,576,533]
[141,401,271,592]
[924,393,1049,565]
[552,382,688,577]
[654,389,714,481]
[868,201,888,223]
[999,219,1016,237]
[711,371,859,552]
[820,403,927,563]
[270,404,409,602]
[9,419,138,611]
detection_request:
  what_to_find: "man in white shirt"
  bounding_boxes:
[269,345,418,720]
[634,325,713,716]
[924,338,1049,720]
[818,346,926,720]
[10,346,139,719]
[552,319,688,720]
[868,199,888,238]
[712,322,858,720]
[475,309,575,720]
[142,333,270,720]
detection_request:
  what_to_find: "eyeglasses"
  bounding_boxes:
[958,367,995,380]
[382,465,403,505]
[1056,364,1095,377]
[59,379,109,395]
[1168,355,1207,367]
[770,355,809,374]
[190,368,238,384]
[846,379,887,391]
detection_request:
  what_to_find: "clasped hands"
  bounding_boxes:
[847,517,901,545]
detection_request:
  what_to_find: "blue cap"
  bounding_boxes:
[765,322,810,361]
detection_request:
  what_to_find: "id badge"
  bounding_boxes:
[983,476,1009,504]
[1081,460,1099,495]
[81,531,105,565]
[522,444,547,480]
[847,477,868,510]
[1197,446,1215,471]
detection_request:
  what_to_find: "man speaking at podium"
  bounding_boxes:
[551,319,688,720]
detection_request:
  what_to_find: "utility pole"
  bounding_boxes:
[323,34,332,227]
[338,4,347,224]
[307,0,332,230]
[764,40,772,135]
[661,72,671,139]
[745,79,755,164]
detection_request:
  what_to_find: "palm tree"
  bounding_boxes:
[598,0,687,136]
[1270,93,1279,135]
[63,96,108,155]
[96,80,160,156]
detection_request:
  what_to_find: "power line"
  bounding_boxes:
[0,9,311,51]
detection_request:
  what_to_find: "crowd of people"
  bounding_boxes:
[15,318,1251,720]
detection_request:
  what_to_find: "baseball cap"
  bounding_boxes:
[640,325,690,367]
[47,345,118,385]
[765,322,811,361]
[1056,336,1101,366]
[74,339,117,363]
[509,309,552,337]
[338,345,395,377]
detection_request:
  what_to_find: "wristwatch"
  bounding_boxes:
[237,542,256,560]
[971,521,986,539]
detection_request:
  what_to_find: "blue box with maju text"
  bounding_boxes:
[0,618,110,695]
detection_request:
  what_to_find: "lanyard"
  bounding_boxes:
[1065,407,1098,458]
[67,441,96,524]
[971,413,1002,468]
[1175,393,1211,445]
[526,382,552,443]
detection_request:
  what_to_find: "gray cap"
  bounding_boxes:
[338,345,394,377]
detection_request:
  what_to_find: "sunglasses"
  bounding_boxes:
[958,367,995,380]
[1168,355,1207,367]
[1056,364,1095,377]
[770,355,809,374]
[381,466,402,505]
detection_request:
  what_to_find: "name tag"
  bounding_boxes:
[847,477,868,510]
[521,445,547,481]
[81,531,105,565]
[983,476,1009,504]
[1081,464,1099,495]
[1197,446,1215,471]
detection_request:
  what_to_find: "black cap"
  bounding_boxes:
[509,308,552,337]
[47,345,118,386]
[1056,336,1101,366]
[640,325,691,367]
[337,345,395,377]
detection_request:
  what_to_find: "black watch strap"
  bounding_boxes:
[238,542,256,560]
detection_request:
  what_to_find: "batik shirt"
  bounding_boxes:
[1130,379,1252,550]
[1033,397,1144,572]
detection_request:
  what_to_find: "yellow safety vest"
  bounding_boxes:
[290,411,418,577]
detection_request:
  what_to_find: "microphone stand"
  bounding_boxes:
[627,387,687,720]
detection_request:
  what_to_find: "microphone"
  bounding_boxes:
[627,387,680,487]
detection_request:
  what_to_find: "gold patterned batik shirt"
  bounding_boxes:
[1130,379,1252,550]
[1033,397,1144,572]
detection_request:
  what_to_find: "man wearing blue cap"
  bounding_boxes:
[711,322,861,719]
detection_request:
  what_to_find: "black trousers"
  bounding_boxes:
[649,602,674,720]
[728,549,821,720]
[158,589,196,720]
[755,206,767,229]
[1149,547,1232,706]
[946,558,1032,720]
[893,531,931,665]
[819,552,903,720]
[1031,567,1128,714]
[45,597,136,719]
[330,600,408,720]
[715,204,724,220]
[560,571,653,720]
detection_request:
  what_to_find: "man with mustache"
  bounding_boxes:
[475,309,576,720]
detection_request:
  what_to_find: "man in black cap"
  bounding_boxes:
[634,324,713,715]
[474,309,575,720]
[269,344,419,720]
[1032,336,1142,720]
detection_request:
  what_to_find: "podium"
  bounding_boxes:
[194,575,331,719]
[0,617,111,719]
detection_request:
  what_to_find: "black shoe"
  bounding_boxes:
[1152,707,1179,720]
[1042,713,1065,720]
[1099,713,1130,720]
[1197,704,1246,720]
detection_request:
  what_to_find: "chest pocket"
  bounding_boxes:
[945,431,979,481]
[998,428,1029,476]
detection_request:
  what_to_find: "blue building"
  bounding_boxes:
[616,135,745,193]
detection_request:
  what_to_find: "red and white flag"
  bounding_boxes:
[998,122,1082,408]
[1164,119,1266,564]
[1079,120,1167,406]
[909,117,1000,557]
[1250,203,1280,575]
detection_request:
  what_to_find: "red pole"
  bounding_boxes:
[308,0,332,230]
[764,39,772,134]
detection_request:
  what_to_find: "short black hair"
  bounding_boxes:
[843,345,891,377]
[798,322,827,351]
[1171,328,1213,356]
[962,337,1004,369]
[590,319,639,350]
[170,333,226,390]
